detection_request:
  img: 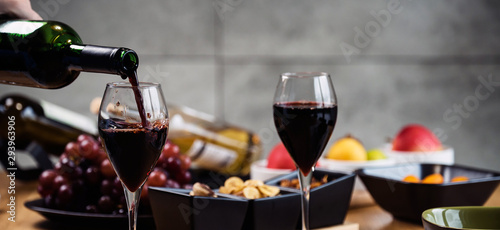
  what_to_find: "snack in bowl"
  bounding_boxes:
[189,182,216,197]
[280,175,329,190]
[219,177,280,199]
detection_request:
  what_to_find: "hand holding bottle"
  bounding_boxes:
[0,0,42,20]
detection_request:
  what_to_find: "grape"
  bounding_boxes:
[72,179,85,193]
[38,169,57,191]
[147,169,167,187]
[85,166,101,185]
[98,195,115,214]
[101,179,114,196]
[57,184,74,204]
[162,141,180,158]
[113,176,123,190]
[100,159,116,178]
[179,155,191,171]
[44,194,55,208]
[166,179,180,189]
[53,175,68,189]
[64,142,80,159]
[175,170,192,186]
[69,166,83,180]
[166,156,182,175]
[54,161,62,172]
[111,188,124,201]
[183,184,193,190]
[37,184,52,197]
[79,139,99,160]
[156,153,168,169]
[59,157,77,177]
[113,208,126,215]
[140,184,149,205]
[94,149,108,165]
[85,204,97,213]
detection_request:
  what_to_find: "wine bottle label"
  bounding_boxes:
[40,100,98,135]
[187,139,238,170]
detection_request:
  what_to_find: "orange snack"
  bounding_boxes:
[451,176,469,182]
[421,173,444,184]
[402,175,420,183]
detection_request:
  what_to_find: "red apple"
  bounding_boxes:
[267,142,296,170]
[392,124,442,152]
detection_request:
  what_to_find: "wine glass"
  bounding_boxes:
[98,82,169,230]
[273,72,337,230]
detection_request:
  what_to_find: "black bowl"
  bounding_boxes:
[149,169,355,230]
[266,169,356,229]
[148,188,248,230]
[356,164,500,223]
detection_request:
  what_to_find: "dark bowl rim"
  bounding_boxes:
[355,163,500,187]
[264,168,356,192]
[148,186,301,202]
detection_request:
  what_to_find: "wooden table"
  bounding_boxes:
[1,172,499,230]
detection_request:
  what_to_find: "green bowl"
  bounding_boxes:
[422,206,500,229]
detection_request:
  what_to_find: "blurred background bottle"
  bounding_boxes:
[0,20,138,89]
[0,94,97,154]
[165,104,262,176]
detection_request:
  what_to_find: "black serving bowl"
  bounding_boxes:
[356,164,500,223]
[148,188,248,230]
[239,190,300,230]
[149,169,355,230]
[266,169,356,229]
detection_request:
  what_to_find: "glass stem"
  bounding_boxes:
[123,184,142,230]
[298,168,313,230]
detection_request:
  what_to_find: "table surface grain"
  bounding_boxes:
[1,171,499,230]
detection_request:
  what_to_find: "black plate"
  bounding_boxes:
[25,199,155,230]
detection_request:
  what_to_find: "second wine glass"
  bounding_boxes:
[273,72,337,230]
[98,82,169,230]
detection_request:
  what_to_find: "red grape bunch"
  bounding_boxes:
[37,135,192,214]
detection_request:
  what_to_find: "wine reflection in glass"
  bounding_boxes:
[273,72,338,230]
[98,82,169,230]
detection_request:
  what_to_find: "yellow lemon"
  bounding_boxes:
[326,136,367,161]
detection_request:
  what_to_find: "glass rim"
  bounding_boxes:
[106,81,161,88]
[281,72,329,79]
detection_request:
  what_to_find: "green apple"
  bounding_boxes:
[366,149,387,160]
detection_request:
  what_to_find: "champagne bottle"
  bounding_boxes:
[0,94,97,154]
[168,104,262,176]
[0,20,138,89]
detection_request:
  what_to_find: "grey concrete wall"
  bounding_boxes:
[1,0,499,170]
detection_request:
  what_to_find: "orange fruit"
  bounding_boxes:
[421,173,444,184]
[402,175,420,183]
[451,176,469,182]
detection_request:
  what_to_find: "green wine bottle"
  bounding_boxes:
[0,20,138,89]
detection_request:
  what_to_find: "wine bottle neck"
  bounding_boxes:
[67,44,138,77]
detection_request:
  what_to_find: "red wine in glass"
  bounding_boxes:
[273,101,337,176]
[98,119,168,192]
[273,72,337,230]
[98,82,168,230]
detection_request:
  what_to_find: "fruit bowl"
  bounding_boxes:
[250,159,294,181]
[382,144,454,165]
[356,164,500,223]
[422,206,500,230]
